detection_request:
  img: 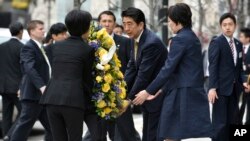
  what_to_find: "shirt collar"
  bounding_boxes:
[135,30,144,43]
[223,34,234,43]
[32,39,42,48]
[110,32,114,38]
[244,43,250,48]
[11,36,21,41]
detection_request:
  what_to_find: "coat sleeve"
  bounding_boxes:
[146,36,186,95]
[208,39,220,90]
[128,41,166,99]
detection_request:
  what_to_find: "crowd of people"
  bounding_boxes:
[0,2,250,141]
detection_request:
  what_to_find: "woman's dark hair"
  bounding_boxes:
[167,3,192,28]
[219,13,236,25]
[9,22,24,36]
[42,32,52,44]
[65,10,92,36]
[121,7,146,29]
[49,23,67,35]
[98,10,116,22]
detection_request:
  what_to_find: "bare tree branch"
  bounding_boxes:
[141,0,150,8]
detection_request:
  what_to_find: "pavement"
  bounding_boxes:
[0,114,211,141]
[1,103,247,141]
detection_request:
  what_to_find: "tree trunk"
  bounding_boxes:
[198,0,204,45]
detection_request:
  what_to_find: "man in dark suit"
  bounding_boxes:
[83,10,140,141]
[121,7,168,141]
[208,13,245,141]
[239,27,250,125]
[10,20,52,141]
[0,22,23,139]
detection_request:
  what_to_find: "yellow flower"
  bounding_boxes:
[97,28,106,39]
[122,100,130,108]
[102,83,110,92]
[104,64,111,71]
[121,81,127,87]
[98,48,108,57]
[110,102,116,108]
[119,87,126,99]
[104,37,114,47]
[109,91,116,102]
[96,76,102,83]
[104,73,113,84]
[104,107,112,114]
[117,71,124,79]
[97,100,106,108]
[100,111,106,117]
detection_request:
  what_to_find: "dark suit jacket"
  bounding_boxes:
[19,39,50,101]
[125,29,168,112]
[0,38,23,94]
[243,45,250,75]
[113,34,132,74]
[208,35,243,96]
[146,28,204,94]
[40,36,95,110]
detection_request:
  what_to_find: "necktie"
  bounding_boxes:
[40,47,51,78]
[134,41,138,61]
[243,46,246,61]
[229,39,235,65]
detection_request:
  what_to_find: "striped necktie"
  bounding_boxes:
[229,39,235,65]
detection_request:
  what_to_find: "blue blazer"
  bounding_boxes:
[20,39,50,101]
[208,35,243,96]
[146,28,204,94]
[125,28,168,112]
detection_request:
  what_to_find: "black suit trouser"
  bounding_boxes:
[115,106,141,141]
[1,93,21,137]
[141,110,161,141]
[10,100,52,141]
[239,92,250,125]
[47,105,106,141]
[212,87,240,141]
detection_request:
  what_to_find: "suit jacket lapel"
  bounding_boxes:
[221,35,235,66]
[135,30,147,65]
[29,39,44,59]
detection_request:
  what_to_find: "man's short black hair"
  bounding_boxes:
[115,24,123,31]
[167,3,192,28]
[219,12,236,25]
[65,10,92,37]
[121,7,146,29]
[9,22,24,36]
[98,11,116,22]
[49,23,67,35]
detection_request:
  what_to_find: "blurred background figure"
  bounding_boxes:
[239,27,250,125]
[0,22,23,141]
[113,24,124,36]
